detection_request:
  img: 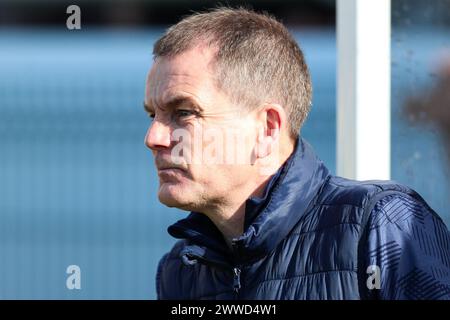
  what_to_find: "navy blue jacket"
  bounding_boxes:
[156,138,450,299]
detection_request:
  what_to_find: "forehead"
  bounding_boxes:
[145,45,218,107]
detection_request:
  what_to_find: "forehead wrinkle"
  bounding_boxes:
[147,55,217,112]
[147,90,205,115]
[164,95,203,111]
[153,83,208,112]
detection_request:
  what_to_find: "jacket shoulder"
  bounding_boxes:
[319,176,420,209]
[303,176,426,233]
[360,192,450,299]
[368,191,444,229]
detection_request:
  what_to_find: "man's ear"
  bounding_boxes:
[255,103,286,159]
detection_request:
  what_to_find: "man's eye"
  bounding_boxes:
[148,113,155,119]
[176,110,196,118]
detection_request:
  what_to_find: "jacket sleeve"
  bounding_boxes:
[360,193,450,300]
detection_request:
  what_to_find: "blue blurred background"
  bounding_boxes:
[0,0,449,299]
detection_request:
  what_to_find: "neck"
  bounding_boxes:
[207,202,246,249]
[204,141,294,249]
[205,178,271,249]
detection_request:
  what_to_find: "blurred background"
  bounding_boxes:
[0,0,449,299]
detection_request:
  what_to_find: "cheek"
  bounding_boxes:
[198,126,257,166]
[185,164,226,191]
[190,164,250,190]
[171,117,258,168]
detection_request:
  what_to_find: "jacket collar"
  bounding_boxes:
[167,138,330,266]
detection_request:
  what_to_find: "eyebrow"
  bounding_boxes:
[143,95,203,114]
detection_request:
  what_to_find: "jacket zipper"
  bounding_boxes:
[233,267,241,294]
[185,249,243,298]
[231,240,243,298]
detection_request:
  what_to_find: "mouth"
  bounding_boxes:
[157,166,187,178]
[155,156,188,178]
[157,163,186,171]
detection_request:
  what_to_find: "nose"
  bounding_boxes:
[144,120,171,151]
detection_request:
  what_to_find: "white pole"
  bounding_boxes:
[337,0,391,180]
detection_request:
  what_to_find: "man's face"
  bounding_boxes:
[144,45,260,212]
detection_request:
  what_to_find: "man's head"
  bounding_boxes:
[144,7,312,213]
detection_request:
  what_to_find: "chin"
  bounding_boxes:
[158,184,194,210]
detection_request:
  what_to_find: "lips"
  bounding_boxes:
[157,164,186,171]
[156,162,187,176]
[155,156,188,180]
[157,167,187,182]
[155,157,186,170]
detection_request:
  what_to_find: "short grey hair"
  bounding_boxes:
[153,7,312,139]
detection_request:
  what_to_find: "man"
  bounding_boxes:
[144,8,450,299]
